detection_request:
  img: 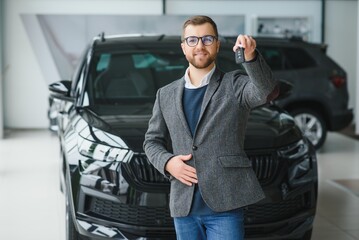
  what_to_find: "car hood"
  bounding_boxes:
[245,106,302,149]
[76,106,302,152]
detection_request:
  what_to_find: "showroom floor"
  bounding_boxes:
[0,129,358,240]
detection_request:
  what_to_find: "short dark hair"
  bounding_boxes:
[182,15,218,40]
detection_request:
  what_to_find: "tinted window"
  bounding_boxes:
[86,52,186,110]
[216,51,245,73]
[257,47,286,71]
[284,48,317,69]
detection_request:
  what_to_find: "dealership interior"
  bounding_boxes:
[1,0,359,240]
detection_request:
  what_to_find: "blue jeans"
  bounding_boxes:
[173,209,244,240]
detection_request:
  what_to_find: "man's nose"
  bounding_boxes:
[196,39,205,48]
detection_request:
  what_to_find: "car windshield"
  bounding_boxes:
[85,51,187,115]
[83,46,245,117]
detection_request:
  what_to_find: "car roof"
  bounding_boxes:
[93,34,180,46]
[91,33,327,52]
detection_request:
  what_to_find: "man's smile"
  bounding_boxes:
[194,51,208,57]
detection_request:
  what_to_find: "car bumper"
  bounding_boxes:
[329,108,353,131]
[245,210,315,240]
[75,216,176,240]
[74,209,315,240]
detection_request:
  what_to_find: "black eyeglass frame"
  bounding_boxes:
[182,35,218,47]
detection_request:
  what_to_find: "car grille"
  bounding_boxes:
[129,153,278,184]
[244,195,304,224]
[248,153,279,184]
[85,195,305,227]
[129,154,169,184]
[87,196,173,227]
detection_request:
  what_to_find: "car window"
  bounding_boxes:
[88,52,186,105]
[216,51,246,73]
[97,53,111,71]
[284,48,317,69]
[257,47,287,71]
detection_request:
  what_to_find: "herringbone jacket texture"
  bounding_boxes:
[143,53,277,217]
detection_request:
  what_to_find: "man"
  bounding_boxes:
[143,15,277,240]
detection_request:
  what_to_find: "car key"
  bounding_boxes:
[235,47,245,64]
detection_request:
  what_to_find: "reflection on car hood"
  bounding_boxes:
[77,106,302,152]
[245,106,302,149]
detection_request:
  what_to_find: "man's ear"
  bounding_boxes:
[181,42,186,55]
[216,40,220,53]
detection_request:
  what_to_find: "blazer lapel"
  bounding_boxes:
[174,79,192,138]
[197,69,223,124]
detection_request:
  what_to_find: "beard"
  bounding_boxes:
[186,50,217,69]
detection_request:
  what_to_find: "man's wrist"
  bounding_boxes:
[245,50,258,63]
[164,155,175,178]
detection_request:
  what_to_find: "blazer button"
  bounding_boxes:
[192,146,198,151]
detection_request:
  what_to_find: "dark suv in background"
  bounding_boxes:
[250,37,352,149]
[49,34,318,240]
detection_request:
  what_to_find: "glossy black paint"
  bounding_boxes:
[51,35,318,240]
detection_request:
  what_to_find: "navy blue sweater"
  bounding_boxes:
[183,86,216,216]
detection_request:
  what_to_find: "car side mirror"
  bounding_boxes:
[266,80,293,106]
[49,80,74,102]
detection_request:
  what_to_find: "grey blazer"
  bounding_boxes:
[143,53,277,217]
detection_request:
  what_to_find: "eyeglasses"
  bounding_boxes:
[182,35,218,47]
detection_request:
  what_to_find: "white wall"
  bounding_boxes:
[0,0,4,138]
[325,0,358,112]
[3,0,358,129]
[167,0,322,42]
[357,0,359,135]
[3,0,162,128]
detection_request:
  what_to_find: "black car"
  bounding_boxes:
[49,34,318,240]
[253,37,352,149]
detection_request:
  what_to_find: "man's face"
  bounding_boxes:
[181,23,220,69]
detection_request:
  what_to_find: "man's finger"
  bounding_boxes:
[183,169,197,179]
[181,175,198,185]
[179,178,194,186]
[184,165,197,173]
[180,154,192,161]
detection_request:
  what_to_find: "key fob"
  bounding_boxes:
[235,47,245,64]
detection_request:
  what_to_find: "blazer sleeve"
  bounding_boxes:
[143,88,174,177]
[231,50,279,109]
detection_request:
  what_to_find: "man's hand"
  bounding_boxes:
[165,154,198,186]
[233,34,257,62]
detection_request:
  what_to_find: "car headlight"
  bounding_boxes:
[77,137,132,194]
[78,136,133,162]
[278,139,309,160]
[279,139,315,187]
[289,157,311,180]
